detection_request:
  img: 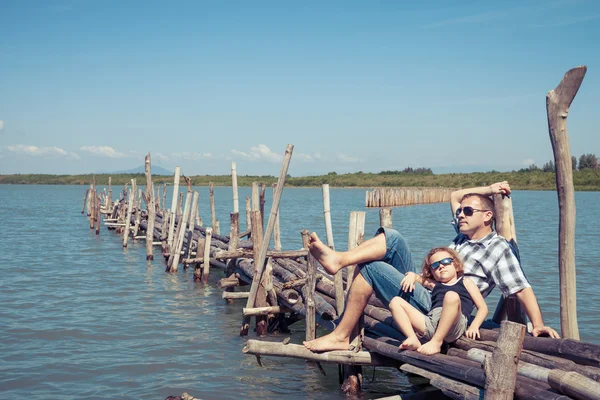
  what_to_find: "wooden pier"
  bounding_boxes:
[365,187,454,208]
[81,67,599,399]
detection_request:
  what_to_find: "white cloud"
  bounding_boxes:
[5,144,80,159]
[336,152,363,163]
[80,145,128,158]
[0,120,4,130]
[155,152,170,162]
[295,153,315,162]
[171,152,221,161]
[521,158,535,166]
[231,144,283,163]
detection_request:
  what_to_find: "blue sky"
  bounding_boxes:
[1,0,599,176]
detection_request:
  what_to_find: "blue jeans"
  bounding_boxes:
[359,227,431,314]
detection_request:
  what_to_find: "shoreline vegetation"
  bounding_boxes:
[1,170,600,191]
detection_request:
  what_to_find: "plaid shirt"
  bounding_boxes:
[449,231,530,298]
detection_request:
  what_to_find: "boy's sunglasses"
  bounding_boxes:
[455,206,491,217]
[430,257,453,270]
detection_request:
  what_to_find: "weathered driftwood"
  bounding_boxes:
[272,184,282,251]
[209,249,308,261]
[218,275,241,289]
[546,66,587,340]
[231,162,239,213]
[242,306,291,316]
[479,329,600,366]
[304,252,318,341]
[245,144,293,311]
[484,321,525,400]
[167,166,181,252]
[243,340,394,366]
[281,274,323,290]
[454,337,600,381]
[400,364,483,400]
[202,228,213,283]
[321,184,343,315]
[379,208,393,228]
[223,292,249,299]
[168,191,192,272]
[548,369,600,400]
[122,189,134,247]
[144,154,156,260]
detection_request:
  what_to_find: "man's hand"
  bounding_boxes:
[489,181,511,196]
[532,325,560,339]
[401,272,418,293]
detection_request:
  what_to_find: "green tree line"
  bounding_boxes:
[2,169,599,191]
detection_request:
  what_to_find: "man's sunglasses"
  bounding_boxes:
[455,206,491,217]
[430,257,453,270]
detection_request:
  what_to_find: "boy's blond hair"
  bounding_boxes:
[421,247,464,280]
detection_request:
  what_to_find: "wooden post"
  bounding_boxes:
[132,189,142,238]
[225,212,240,303]
[379,208,393,228]
[301,229,310,250]
[546,66,586,340]
[241,210,264,336]
[245,196,251,233]
[244,145,293,315]
[322,184,343,315]
[342,211,366,395]
[82,189,89,214]
[231,162,239,213]
[186,191,200,258]
[272,184,282,251]
[161,209,170,253]
[202,228,213,283]
[167,166,181,253]
[251,182,259,211]
[484,321,526,400]
[346,211,366,287]
[169,191,192,272]
[305,251,318,341]
[259,183,266,230]
[94,194,100,234]
[89,186,95,228]
[492,194,526,325]
[162,183,167,213]
[178,192,183,217]
[145,153,156,260]
[107,177,112,213]
[122,189,134,247]
[209,182,218,234]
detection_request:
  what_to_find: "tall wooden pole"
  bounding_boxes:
[209,182,218,234]
[231,162,239,213]
[546,66,586,340]
[322,184,343,319]
[122,189,133,247]
[145,154,155,260]
[272,184,281,251]
[244,145,294,311]
[170,191,192,272]
[167,166,181,253]
[202,228,213,283]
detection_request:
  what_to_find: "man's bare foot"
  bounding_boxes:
[399,336,421,351]
[417,340,443,355]
[308,232,344,274]
[303,331,350,352]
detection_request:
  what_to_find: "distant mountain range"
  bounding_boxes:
[111,165,173,176]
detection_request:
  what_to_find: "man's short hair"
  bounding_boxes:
[460,193,495,213]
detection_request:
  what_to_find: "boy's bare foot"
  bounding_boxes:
[303,331,350,352]
[308,232,344,274]
[417,340,443,355]
[399,336,421,351]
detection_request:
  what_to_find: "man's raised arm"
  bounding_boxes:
[450,181,512,216]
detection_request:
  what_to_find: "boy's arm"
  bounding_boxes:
[401,272,436,292]
[464,278,488,334]
[450,181,511,215]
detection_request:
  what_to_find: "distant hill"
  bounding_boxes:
[112,165,173,176]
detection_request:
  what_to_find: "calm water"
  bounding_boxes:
[1,185,598,399]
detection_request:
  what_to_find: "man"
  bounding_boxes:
[303,181,559,352]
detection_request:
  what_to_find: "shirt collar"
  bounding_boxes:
[466,231,496,246]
